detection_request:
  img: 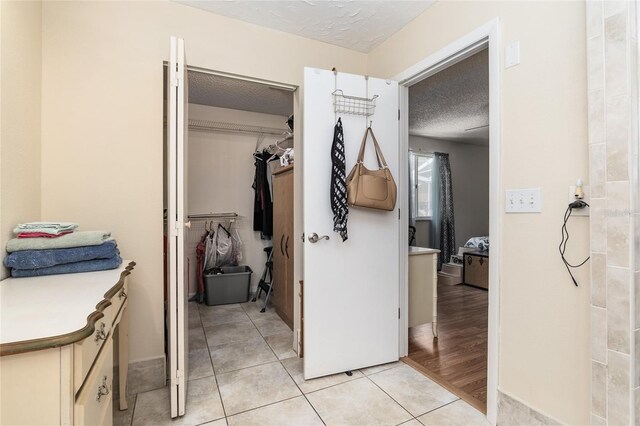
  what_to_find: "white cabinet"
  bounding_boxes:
[408,247,438,336]
[0,262,135,425]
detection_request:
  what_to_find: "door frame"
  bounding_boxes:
[394,18,501,425]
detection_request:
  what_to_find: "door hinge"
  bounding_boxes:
[171,70,182,88]
[398,308,401,319]
[170,369,184,386]
[398,208,400,220]
[398,109,400,120]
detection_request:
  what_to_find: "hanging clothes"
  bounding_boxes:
[252,150,273,239]
[330,118,349,241]
[204,227,216,271]
[194,231,207,303]
[215,224,233,267]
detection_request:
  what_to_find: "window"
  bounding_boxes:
[412,153,434,220]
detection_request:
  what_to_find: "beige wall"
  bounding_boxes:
[368,2,590,424]
[0,1,43,280]
[40,1,367,362]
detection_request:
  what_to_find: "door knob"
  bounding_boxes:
[308,233,330,243]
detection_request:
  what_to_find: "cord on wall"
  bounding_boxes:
[559,200,590,286]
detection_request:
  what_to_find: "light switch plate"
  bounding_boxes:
[505,188,542,213]
[568,185,590,217]
[505,42,521,69]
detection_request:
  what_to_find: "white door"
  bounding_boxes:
[167,36,189,417]
[303,68,399,379]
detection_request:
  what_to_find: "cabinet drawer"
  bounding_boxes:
[75,336,113,426]
[74,304,113,393]
[108,280,128,326]
[464,254,489,289]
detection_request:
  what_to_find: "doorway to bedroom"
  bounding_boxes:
[403,46,491,414]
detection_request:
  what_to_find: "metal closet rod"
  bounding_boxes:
[187,212,239,220]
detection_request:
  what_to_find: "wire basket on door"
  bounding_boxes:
[332,90,378,117]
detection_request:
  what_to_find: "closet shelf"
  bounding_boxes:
[189,119,287,136]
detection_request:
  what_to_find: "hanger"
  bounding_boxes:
[266,131,293,162]
[254,133,265,152]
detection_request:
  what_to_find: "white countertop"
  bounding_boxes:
[0,262,132,346]
[408,246,440,256]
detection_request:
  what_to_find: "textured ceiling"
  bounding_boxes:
[409,49,489,146]
[174,0,435,53]
[188,70,293,116]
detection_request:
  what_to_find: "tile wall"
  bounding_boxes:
[587,1,639,425]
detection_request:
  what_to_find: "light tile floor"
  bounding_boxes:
[116,301,490,426]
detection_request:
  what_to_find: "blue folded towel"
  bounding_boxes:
[11,255,123,278]
[4,240,119,270]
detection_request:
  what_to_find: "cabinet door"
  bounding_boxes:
[272,171,288,314]
[282,170,294,326]
[283,170,295,322]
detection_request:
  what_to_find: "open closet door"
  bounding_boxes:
[303,68,399,379]
[167,36,189,418]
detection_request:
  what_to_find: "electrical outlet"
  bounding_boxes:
[505,188,542,213]
[568,185,590,217]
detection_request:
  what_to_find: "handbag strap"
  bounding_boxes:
[356,127,389,169]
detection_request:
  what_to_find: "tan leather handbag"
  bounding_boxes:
[346,127,397,211]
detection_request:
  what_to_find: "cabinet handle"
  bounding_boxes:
[285,236,290,259]
[94,322,107,345]
[96,376,110,402]
[280,235,285,256]
[118,288,127,300]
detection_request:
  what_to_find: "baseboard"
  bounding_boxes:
[113,355,166,397]
[498,390,564,426]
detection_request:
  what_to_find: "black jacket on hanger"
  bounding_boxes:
[252,150,273,239]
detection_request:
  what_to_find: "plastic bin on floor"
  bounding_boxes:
[204,266,253,306]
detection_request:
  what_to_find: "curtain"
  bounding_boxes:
[429,158,441,253]
[434,152,455,269]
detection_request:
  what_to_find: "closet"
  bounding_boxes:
[168,69,295,303]
[272,165,294,329]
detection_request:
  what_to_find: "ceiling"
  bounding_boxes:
[174,0,435,53]
[187,70,294,116]
[409,49,489,146]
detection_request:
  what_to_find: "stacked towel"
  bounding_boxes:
[11,256,123,278]
[6,230,112,252]
[14,222,78,238]
[4,228,122,278]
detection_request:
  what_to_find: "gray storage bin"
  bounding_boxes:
[204,266,253,306]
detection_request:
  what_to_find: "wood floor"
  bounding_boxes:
[404,282,488,413]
